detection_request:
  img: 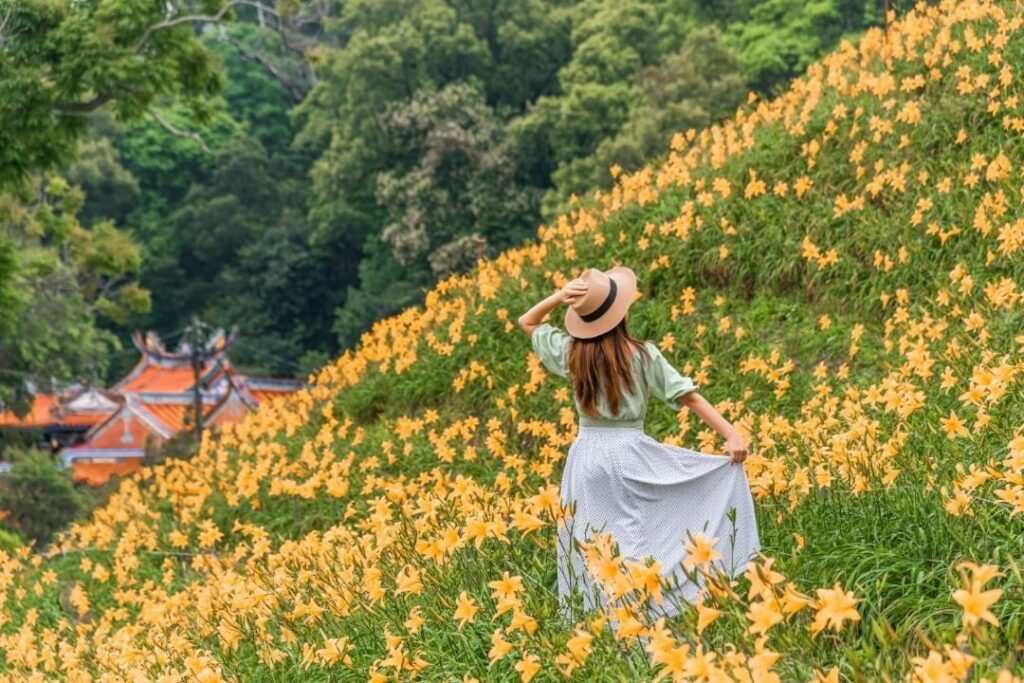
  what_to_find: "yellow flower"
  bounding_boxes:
[316,637,353,666]
[488,629,513,663]
[940,410,971,440]
[622,558,663,605]
[610,606,646,642]
[69,583,90,617]
[487,571,524,600]
[746,598,783,635]
[744,169,767,198]
[395,565,423,595]
[745,557,785,601]
[507,608,538,634]
[197,520,223,548]
[492,593,521,618]
[403,606,423,634]
[682,532,722,569]
[514,653,541,682]
[696,601,721,633]
[453,591,479,629]
[194,668,223,683]
[780,583,813,616]
[810,582,861,635]
[952,561,1004,629]
[813,668,840,683]
[794,176,813,197]
[564,625,594,664]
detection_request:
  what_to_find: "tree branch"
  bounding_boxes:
[219,32,309,102]
[53,93,117,115]
[133,0,280,50]
[0,0,16,45]
[51,0,288,120]
[146,107,211,153]
[91,273,130,307]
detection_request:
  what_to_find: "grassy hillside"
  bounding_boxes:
[3,0,1024,680]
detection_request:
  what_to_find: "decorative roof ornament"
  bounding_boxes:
[131,326,238,363]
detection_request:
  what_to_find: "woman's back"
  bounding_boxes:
[530,322,699,428]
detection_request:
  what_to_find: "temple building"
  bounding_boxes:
[0,329,303,486]
[0,385,120,451]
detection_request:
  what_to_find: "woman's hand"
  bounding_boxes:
[518,281,587,336]
[725,431,749,465]
[557,278,589,305]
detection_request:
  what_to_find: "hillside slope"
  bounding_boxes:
[2,0,1024,680]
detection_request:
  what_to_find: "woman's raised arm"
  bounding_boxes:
[517,279,589,338]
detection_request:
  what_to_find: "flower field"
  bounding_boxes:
[3,0,1024,679]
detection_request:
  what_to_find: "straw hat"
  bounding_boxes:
[564,266,639,339]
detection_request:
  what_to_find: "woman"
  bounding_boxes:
[517,265,761,629]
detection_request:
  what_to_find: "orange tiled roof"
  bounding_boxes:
[242,377,304,406]
[117,363,219,393]
[0,394,58,428]
[248,390,289,405]
[0,393,114,430]
[59,410,117,427]
[139,402,211,434]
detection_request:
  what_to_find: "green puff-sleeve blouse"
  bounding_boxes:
[530,322,700,428]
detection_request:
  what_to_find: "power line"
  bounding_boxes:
[229,337,305,371]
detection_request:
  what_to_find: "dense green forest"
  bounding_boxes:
[1,0,894,404]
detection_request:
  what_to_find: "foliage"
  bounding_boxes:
[0,174,149,411]
[0,448,87,549]
[16,0,890,371]
[143,431,199,468]
[0,0,224,188]
[79,24,348,376]
[376,81,540,277]
[529,24,749,217]
[0,529,20,554]
[723,0,877,93]
[0,0,249,404]
[1,0,894,384]
[296,0,889,345]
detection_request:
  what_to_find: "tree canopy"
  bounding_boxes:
[1,0,895,397]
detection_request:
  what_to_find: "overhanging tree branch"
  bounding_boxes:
[53,93,116,115]
[133,0,280,50]
[51,0,321,120]
[0,1,16,44]
[218,31,309,102]
[147,106,211,153]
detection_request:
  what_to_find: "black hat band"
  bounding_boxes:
[578,278,617,322]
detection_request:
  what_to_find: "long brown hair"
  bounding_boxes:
[567,317,651,418]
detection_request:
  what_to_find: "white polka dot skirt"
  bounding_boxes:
[555,426,761,628]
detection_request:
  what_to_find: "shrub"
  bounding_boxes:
[0,448,88,549]
[0,528,20,553]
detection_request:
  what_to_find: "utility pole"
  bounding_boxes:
[185,316,210,444]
